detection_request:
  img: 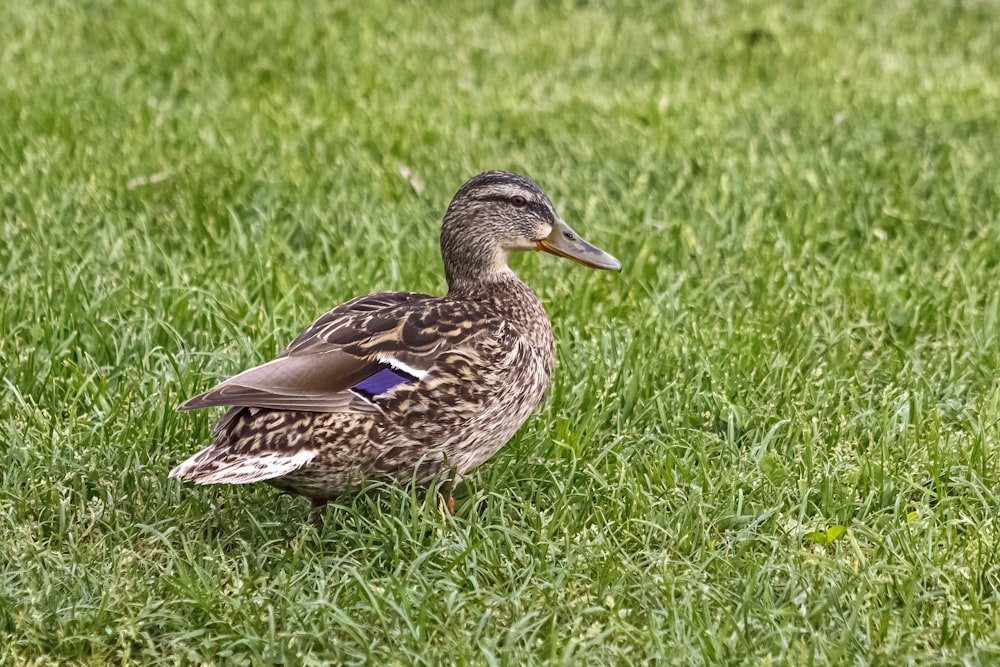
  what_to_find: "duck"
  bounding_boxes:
[170,170,621,514]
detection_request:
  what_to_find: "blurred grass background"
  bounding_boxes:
[2,0,999,664]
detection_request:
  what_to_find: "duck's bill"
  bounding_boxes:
[537,219,622,271]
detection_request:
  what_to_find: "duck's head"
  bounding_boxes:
[441,171,621,288]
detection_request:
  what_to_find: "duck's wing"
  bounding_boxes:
[179,291,495,414]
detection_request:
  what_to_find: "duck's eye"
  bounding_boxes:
[511,195,527,208]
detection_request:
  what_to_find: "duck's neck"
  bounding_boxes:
[445,266,517,297]
[448,271,556,357]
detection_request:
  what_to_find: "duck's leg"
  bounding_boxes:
[309,497,328,524]
[437,487,455,515]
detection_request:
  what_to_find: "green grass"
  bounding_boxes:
[2,0,1000,663]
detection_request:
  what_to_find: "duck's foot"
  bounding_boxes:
[437,489,455,515]
[309,497,329,525]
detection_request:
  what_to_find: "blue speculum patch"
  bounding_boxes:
[352,363,418,399]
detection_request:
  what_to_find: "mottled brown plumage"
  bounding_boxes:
[170,171,620,511]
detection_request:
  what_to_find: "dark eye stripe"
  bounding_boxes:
[475,194,517,204]
[527,201,555,223]
[472,194,555,224]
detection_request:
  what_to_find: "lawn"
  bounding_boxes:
[2,0,1000,664]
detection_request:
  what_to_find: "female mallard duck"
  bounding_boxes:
[170,171,620,513]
